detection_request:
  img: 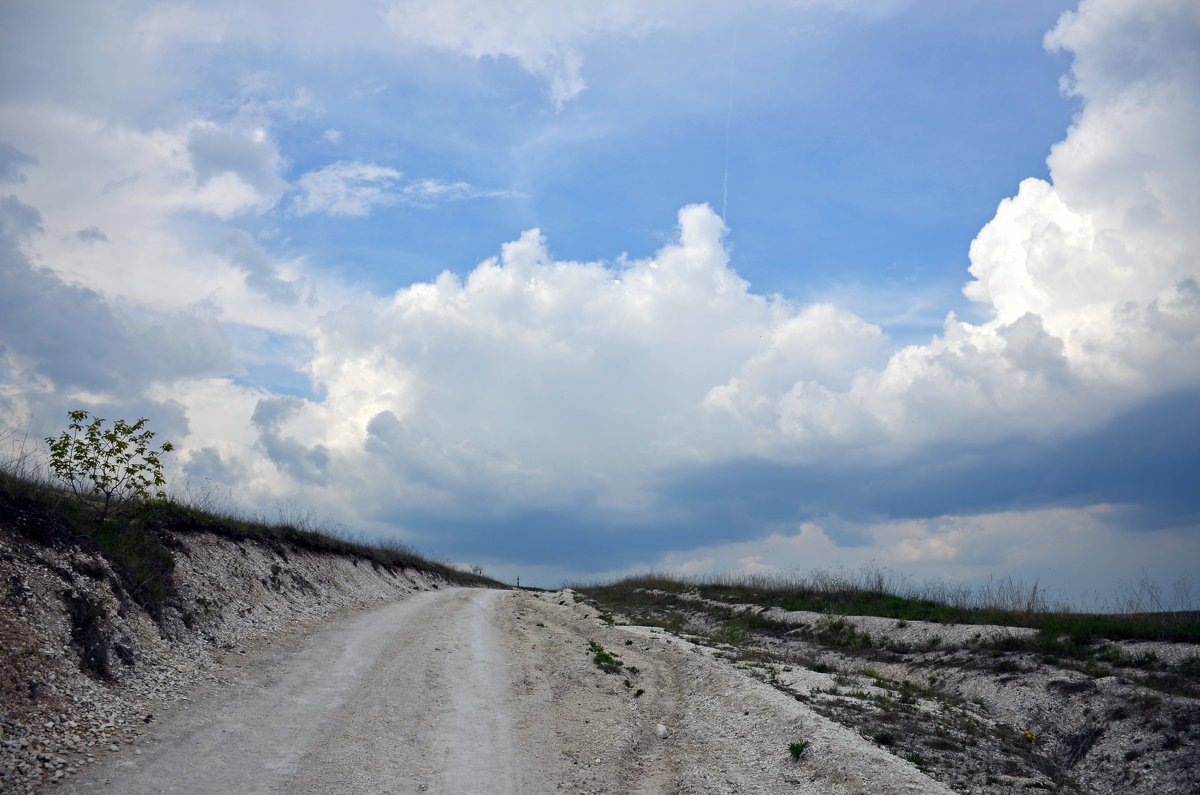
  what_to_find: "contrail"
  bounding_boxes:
[722,24,739,225]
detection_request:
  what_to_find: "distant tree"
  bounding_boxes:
[45,409,174,524]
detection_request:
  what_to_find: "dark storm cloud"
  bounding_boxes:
[652,388,1200,542]
[370,388,1200,571]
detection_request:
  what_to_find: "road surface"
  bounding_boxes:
[64,587,953,794]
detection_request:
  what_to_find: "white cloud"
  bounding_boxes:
[283,0,1200,505]
[702,0,1200,454]
[382,0,669,107]
[0,108,304,318]
[1,0,1196,589]
[303,204,784,502]
[293,161,516,216]
[294,161,403,217]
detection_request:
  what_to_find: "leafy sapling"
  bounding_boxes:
[46,410,173,524]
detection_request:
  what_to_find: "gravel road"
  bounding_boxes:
[63,588,954,794]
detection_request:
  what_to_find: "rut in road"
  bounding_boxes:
[65,588,532,795]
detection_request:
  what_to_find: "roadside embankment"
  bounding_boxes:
[0,506,465,793]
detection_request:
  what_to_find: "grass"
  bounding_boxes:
[578,566,1200,644]
[788,740,810,760]
[588,640,624,673]
[572,567,1200,794]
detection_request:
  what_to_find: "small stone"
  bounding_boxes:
[655,724,669,739]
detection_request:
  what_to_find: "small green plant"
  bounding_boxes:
[721,619,748,645]
[874,731,896,746]
[588,640,623,673]
[46,410,173,524]
[788,740,810,760]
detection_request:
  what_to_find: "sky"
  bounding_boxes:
[1,0,1197,606]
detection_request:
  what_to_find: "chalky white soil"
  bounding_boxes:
[7,525,1193,793]
[61,587,954,794]
[0,528,446,793]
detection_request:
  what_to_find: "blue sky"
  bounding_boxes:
[2,0,1197,606]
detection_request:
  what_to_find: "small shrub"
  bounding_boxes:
[588,640,623,673]
[874,731,896,746]
[45,410,173,524]
[904,752,928,770]
[721,619,748,645]
[788,740,810,760]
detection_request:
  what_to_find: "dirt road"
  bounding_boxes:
[64,588,952,794]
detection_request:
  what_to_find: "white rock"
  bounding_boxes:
[655,723,669,739]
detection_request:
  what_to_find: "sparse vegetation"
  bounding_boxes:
[588,640,623,673]
[578,566,1199,644]
[572,566,1199,794]
[2,421,503,627]
[788,740,810,760]
[45,410,174,525]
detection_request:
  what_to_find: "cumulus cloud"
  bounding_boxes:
[300,0,1200,509]
[1,0,1195,591]
[699,0,1200,454]
[307,205,780,498]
